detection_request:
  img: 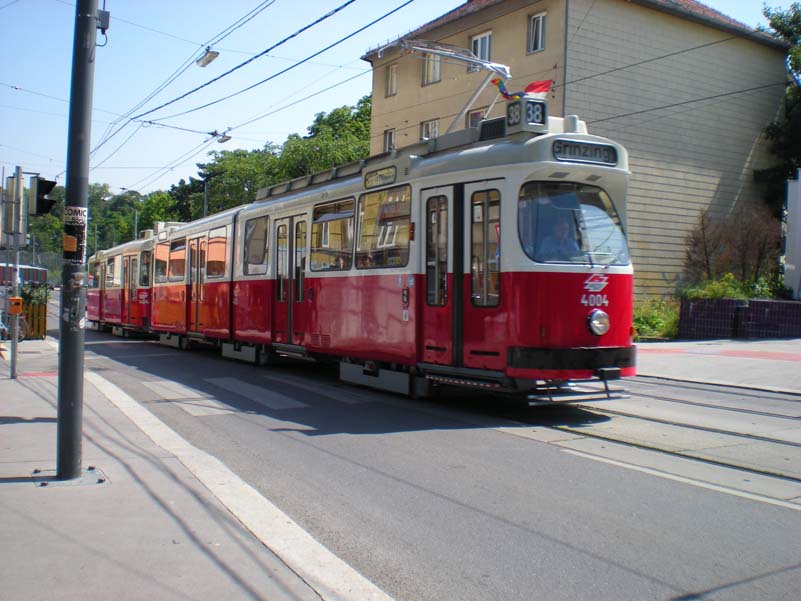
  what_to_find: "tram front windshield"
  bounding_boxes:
[518,182,630,266]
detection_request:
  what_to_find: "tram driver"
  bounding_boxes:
[538,218,580,261]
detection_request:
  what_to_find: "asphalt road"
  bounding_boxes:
[70,328,801,601]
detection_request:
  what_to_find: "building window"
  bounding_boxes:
[421,119,439,140]
[383,129,396,152]
[469,31,492,71]
[529,13,546,53]
[466,108,486,129]
[422,53,441,85]
[386,64,398,97]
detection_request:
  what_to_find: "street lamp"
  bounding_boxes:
[196,46,219,68]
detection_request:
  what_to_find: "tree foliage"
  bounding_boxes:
[24,95,372,258]
[682,203,783,292]
[755,4,801,217]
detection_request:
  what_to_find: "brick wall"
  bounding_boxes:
[680,299,801,339]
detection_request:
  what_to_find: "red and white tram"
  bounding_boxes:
[88,94,635,399]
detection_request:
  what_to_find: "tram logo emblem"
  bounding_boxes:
[584,274,609,292]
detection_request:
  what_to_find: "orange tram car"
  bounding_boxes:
[87,94,635,401]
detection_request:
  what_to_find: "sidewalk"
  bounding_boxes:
[637,338,801,394]
[0,339,322,601]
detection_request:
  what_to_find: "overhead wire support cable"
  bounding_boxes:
[131,0,358,121]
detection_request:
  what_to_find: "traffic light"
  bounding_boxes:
[28,176,57,215]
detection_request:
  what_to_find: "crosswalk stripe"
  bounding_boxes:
[204,377,307,410]
[262,373,373,405]
[142,381,233,416]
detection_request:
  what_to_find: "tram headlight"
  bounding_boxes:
[588,309,610,336]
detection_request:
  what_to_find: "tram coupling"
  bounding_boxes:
[526,377,630,406]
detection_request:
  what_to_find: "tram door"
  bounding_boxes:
[273,215,309,345]
[128,255,138,325]
[421,187,455,365]
[121,256,131,324]
[188,236,207,332]
[421,182,505,370]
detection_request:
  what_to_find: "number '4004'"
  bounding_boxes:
[581,294,609,307]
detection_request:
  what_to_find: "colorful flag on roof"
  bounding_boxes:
[491,79,553,101]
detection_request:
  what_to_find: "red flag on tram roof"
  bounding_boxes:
[524,80,553,97]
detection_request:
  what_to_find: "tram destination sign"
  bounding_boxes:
[553,139,618,166]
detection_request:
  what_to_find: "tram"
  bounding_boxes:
[88,92,635,400]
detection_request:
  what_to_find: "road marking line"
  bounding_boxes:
[561,448,801,512]
[205,377,307,410]
[86,370,395,601]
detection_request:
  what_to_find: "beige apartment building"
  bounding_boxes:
[362,0,787,296]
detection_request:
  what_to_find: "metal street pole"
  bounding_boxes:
[58,0,100,480]
[9,166,22,379]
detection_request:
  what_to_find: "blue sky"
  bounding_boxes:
[0,0,791,195]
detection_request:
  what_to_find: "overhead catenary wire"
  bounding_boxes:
[90,0,280,159]
[131,0,359,121]
[145,0,417,123]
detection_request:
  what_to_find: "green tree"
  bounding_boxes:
[198,144,282,214]
[755,4,801,217]
[137,191,178,232]
[277,95,371,179]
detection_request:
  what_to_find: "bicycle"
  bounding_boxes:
[0,310,30,342]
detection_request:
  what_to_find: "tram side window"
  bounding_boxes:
[88,261,100,289]
[168,239,186,282]
[139,251,152,287]
[243,216,269,275]
[311,199,354,271]
[356,185,411,269]
[426,195,448,306]
[276,224,289,301]
[106,256,122,288]
[470,189,501,307]
[295,221,306,302]
[154,243,169,283]
[207,226,227,278]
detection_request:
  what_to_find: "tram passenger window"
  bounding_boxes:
[139,251,152,287]
[168,239,186,281]
[311,200,354,271]
[130,259,138,290]
[356,185,411,269]
[470,190,501,307]
[207,227,227,278]
[426,196,448,306]
[154,243,169,283]
[276,224,288,301]
[106,256,122,288]
[295,221,306,302]
[243,216,269,275]
[88,262,99,289]
[517,182,629,266]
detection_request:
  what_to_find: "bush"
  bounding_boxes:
[20,282,49,306]
[680,273,793,300]
[633,298,679,339]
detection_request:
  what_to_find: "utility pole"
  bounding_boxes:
[9,166,22,379]
[58,0,103,480]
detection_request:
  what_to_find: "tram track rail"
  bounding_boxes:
[530,415,801,485]
[504,378,801,485]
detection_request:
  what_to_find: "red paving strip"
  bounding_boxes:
[639,348,801,362]
[21,372,58,377]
